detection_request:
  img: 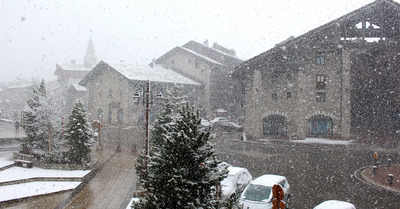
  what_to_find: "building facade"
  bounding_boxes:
[234,0,400,140]
[79,61,202,148]
[155,40,243,119]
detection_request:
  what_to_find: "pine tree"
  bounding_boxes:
[22,79,62,151]
[135,103,226,208]
[65,102,91,165]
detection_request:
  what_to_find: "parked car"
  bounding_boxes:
[220,166,252,200]
[210,117,229,125]
[200,118,211,127]
[239,174,290,209]
[313,200,356,209]
[216,121,244,132]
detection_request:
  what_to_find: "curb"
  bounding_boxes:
[354,166,400,195]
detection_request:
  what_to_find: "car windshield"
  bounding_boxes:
[243,184,272,202]
[221,175,235,187]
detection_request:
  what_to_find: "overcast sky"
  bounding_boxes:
[1,0,391,83]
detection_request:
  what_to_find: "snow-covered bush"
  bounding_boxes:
[21,79,63,152]
[65,101,92,165]
[134,103,227,208]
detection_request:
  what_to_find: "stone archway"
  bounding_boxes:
[263,115,288,136]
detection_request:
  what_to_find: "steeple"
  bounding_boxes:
[84,37,97,68]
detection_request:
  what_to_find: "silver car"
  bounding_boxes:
[221,166,252,200]
[239,174,290,209]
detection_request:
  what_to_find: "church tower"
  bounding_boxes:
[84,37,97,68]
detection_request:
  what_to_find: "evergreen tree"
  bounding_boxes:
[135,103,226,208]
[65,101,91,164]
[22,79,62,151]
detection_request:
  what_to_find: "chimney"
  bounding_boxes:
[203,39,209,46]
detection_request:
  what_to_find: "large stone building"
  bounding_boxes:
[54,38,97,114]
[79,60,202,148]
[234,0,400,140]
[155,40,243,119]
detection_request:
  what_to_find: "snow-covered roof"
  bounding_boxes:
[179,47,223,66]
[6,83,34,90]
[57,63,92,72]
[71,83,87,91]
[106,61,200,85]
[250,174,286,187]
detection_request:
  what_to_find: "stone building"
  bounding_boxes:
[54,38,97,90]
[234,0,400,140]
[155,40,243,119]
[54,38,97,114]
[78,60,201,148]
[0,82,35,119]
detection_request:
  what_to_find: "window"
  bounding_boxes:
[171,60,175,65]
[316,75,326,89]
[195,59,200,68]
[117,109,123,123]
[188,59,191,63]
[108,110,112,123]
[316,56,325,65]
[287,92,292,98]
[272,93,278,100]
[272,74,278,82]
[109,89,112,97]
[316,92,326,102]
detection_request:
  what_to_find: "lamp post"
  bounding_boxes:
[133,80,163,158]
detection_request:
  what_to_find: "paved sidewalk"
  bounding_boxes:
[3,144,138,209]
[61,146,138,209]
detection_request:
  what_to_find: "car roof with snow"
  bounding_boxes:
[250,174,286,187]
[227,166,247,175]
[313,200,356,209]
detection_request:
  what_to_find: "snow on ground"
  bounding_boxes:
[0,166,90,182]
[0,151,14,168]
[0,153,91,203]
[0,181,80,202]
[290,137,353,145]
[126,197,139,209]
[0,157,13,168]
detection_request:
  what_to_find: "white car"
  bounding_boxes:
[239,174,290,209]
[221,166,252,200]
[210,117,229,125]
[200,118,211,127]
[313,200,356,209]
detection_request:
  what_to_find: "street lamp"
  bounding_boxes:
[133,80,163,158]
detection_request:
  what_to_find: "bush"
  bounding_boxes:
[40,151,69,164]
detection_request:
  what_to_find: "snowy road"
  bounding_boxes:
[214,138,400,209]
